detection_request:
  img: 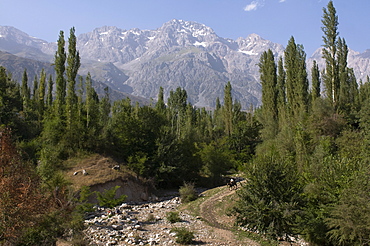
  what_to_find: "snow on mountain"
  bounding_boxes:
[1,20,369,109]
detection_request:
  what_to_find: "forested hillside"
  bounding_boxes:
[0,1,369,245]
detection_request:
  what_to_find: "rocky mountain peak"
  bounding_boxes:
[236,33,284,57]
[161,19,215,37]
[1,22,370,109]
[0,26,47,48]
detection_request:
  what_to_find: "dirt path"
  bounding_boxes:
[196,184,259,246]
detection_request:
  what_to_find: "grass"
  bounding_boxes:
[179,184,279,246]
[166,211,181,223]
[62,153,135,192]
[179,186,223,218]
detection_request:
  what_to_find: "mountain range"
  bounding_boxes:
[1,20,370,109]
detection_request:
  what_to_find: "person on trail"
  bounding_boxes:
[227,178,237,190]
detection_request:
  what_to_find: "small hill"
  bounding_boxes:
[63,154,156,203]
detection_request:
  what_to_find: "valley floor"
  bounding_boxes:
[59,184,307,245]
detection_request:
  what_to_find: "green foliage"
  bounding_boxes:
[311,60,321,101]
[170,227,194,244]
[223,81,233,136]
[166,211,181,223]
[17,212,65,246]
[300,156,363,245]
[75,186,94,213]
[284,36,308,121]
[179,182,198,203]
[0,66,22,129]
[322,0,339,105]
[37,145,64,181]
[127,152,148,177]
[196,139,235,186]
[259,49,278,140]
[95,186,127,208]
[232,150,303,240]
[326,170,370,245]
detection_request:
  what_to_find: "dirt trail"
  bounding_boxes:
[197,184,259,246]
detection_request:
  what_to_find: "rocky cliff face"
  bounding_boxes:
[308,47,370,83]
[74,20,286,108]
[1,21,370,109]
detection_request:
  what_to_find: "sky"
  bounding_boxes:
[1,0,369,56]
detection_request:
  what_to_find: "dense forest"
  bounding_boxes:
[1,1,369,245]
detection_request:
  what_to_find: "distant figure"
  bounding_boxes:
[227,178,237,190]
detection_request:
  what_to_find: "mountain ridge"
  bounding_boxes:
[1,20,370,109]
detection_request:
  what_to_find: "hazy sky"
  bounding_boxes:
[1,0,369,56]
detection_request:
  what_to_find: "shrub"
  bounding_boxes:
[95,186,127,208]
[166,211,181,223]
[179,182,198,203]
[75,186,94,213]
[171,227,194,244]
[145,213,157,222]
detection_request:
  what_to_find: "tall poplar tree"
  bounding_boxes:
[66,27,80,131]
[32,75,38,103]
[46,74,53,108]
[311,60,321,102]
[38,69,46,114]
[223,81,233,136]
[155,86,166,114]
[322,0,339,106]
[54,30,66,115]
[167,87,188,138]
[21,69,30,115]
[337,37,349,113]
[277,56,286,129]
[259,49,278,139]
[285,37,308,120]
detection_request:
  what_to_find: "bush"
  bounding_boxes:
[95,186,127,208]
[179,182,198,203]
[166,211,181,223]
[232,152,303,240]
[171,227,194,244]
[145,213,157,222]
[75,186,94,213]
[17,211,65,246]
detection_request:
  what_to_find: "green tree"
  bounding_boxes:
[322,0,339,106]
[232,150,303,240]
[155,86,166,114]
[259,49,278,140]
[326,169,370,245]
[66,27,80,127]
[21,69,30,115]
[285,37,309,121]
[311,60,321,102]
[276,56,286,112]
[83,73,101,150]
[197,140,234,186]
[0,67,22,127]
[337,38,358,115]
[222,81,233,136]
[32,75,38,104]
[65,27,81,149]
[97,86,111,149]
[37,69,47,117]
[167,87,188,138]
[46,74,53,107]
[54,30,67,115]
